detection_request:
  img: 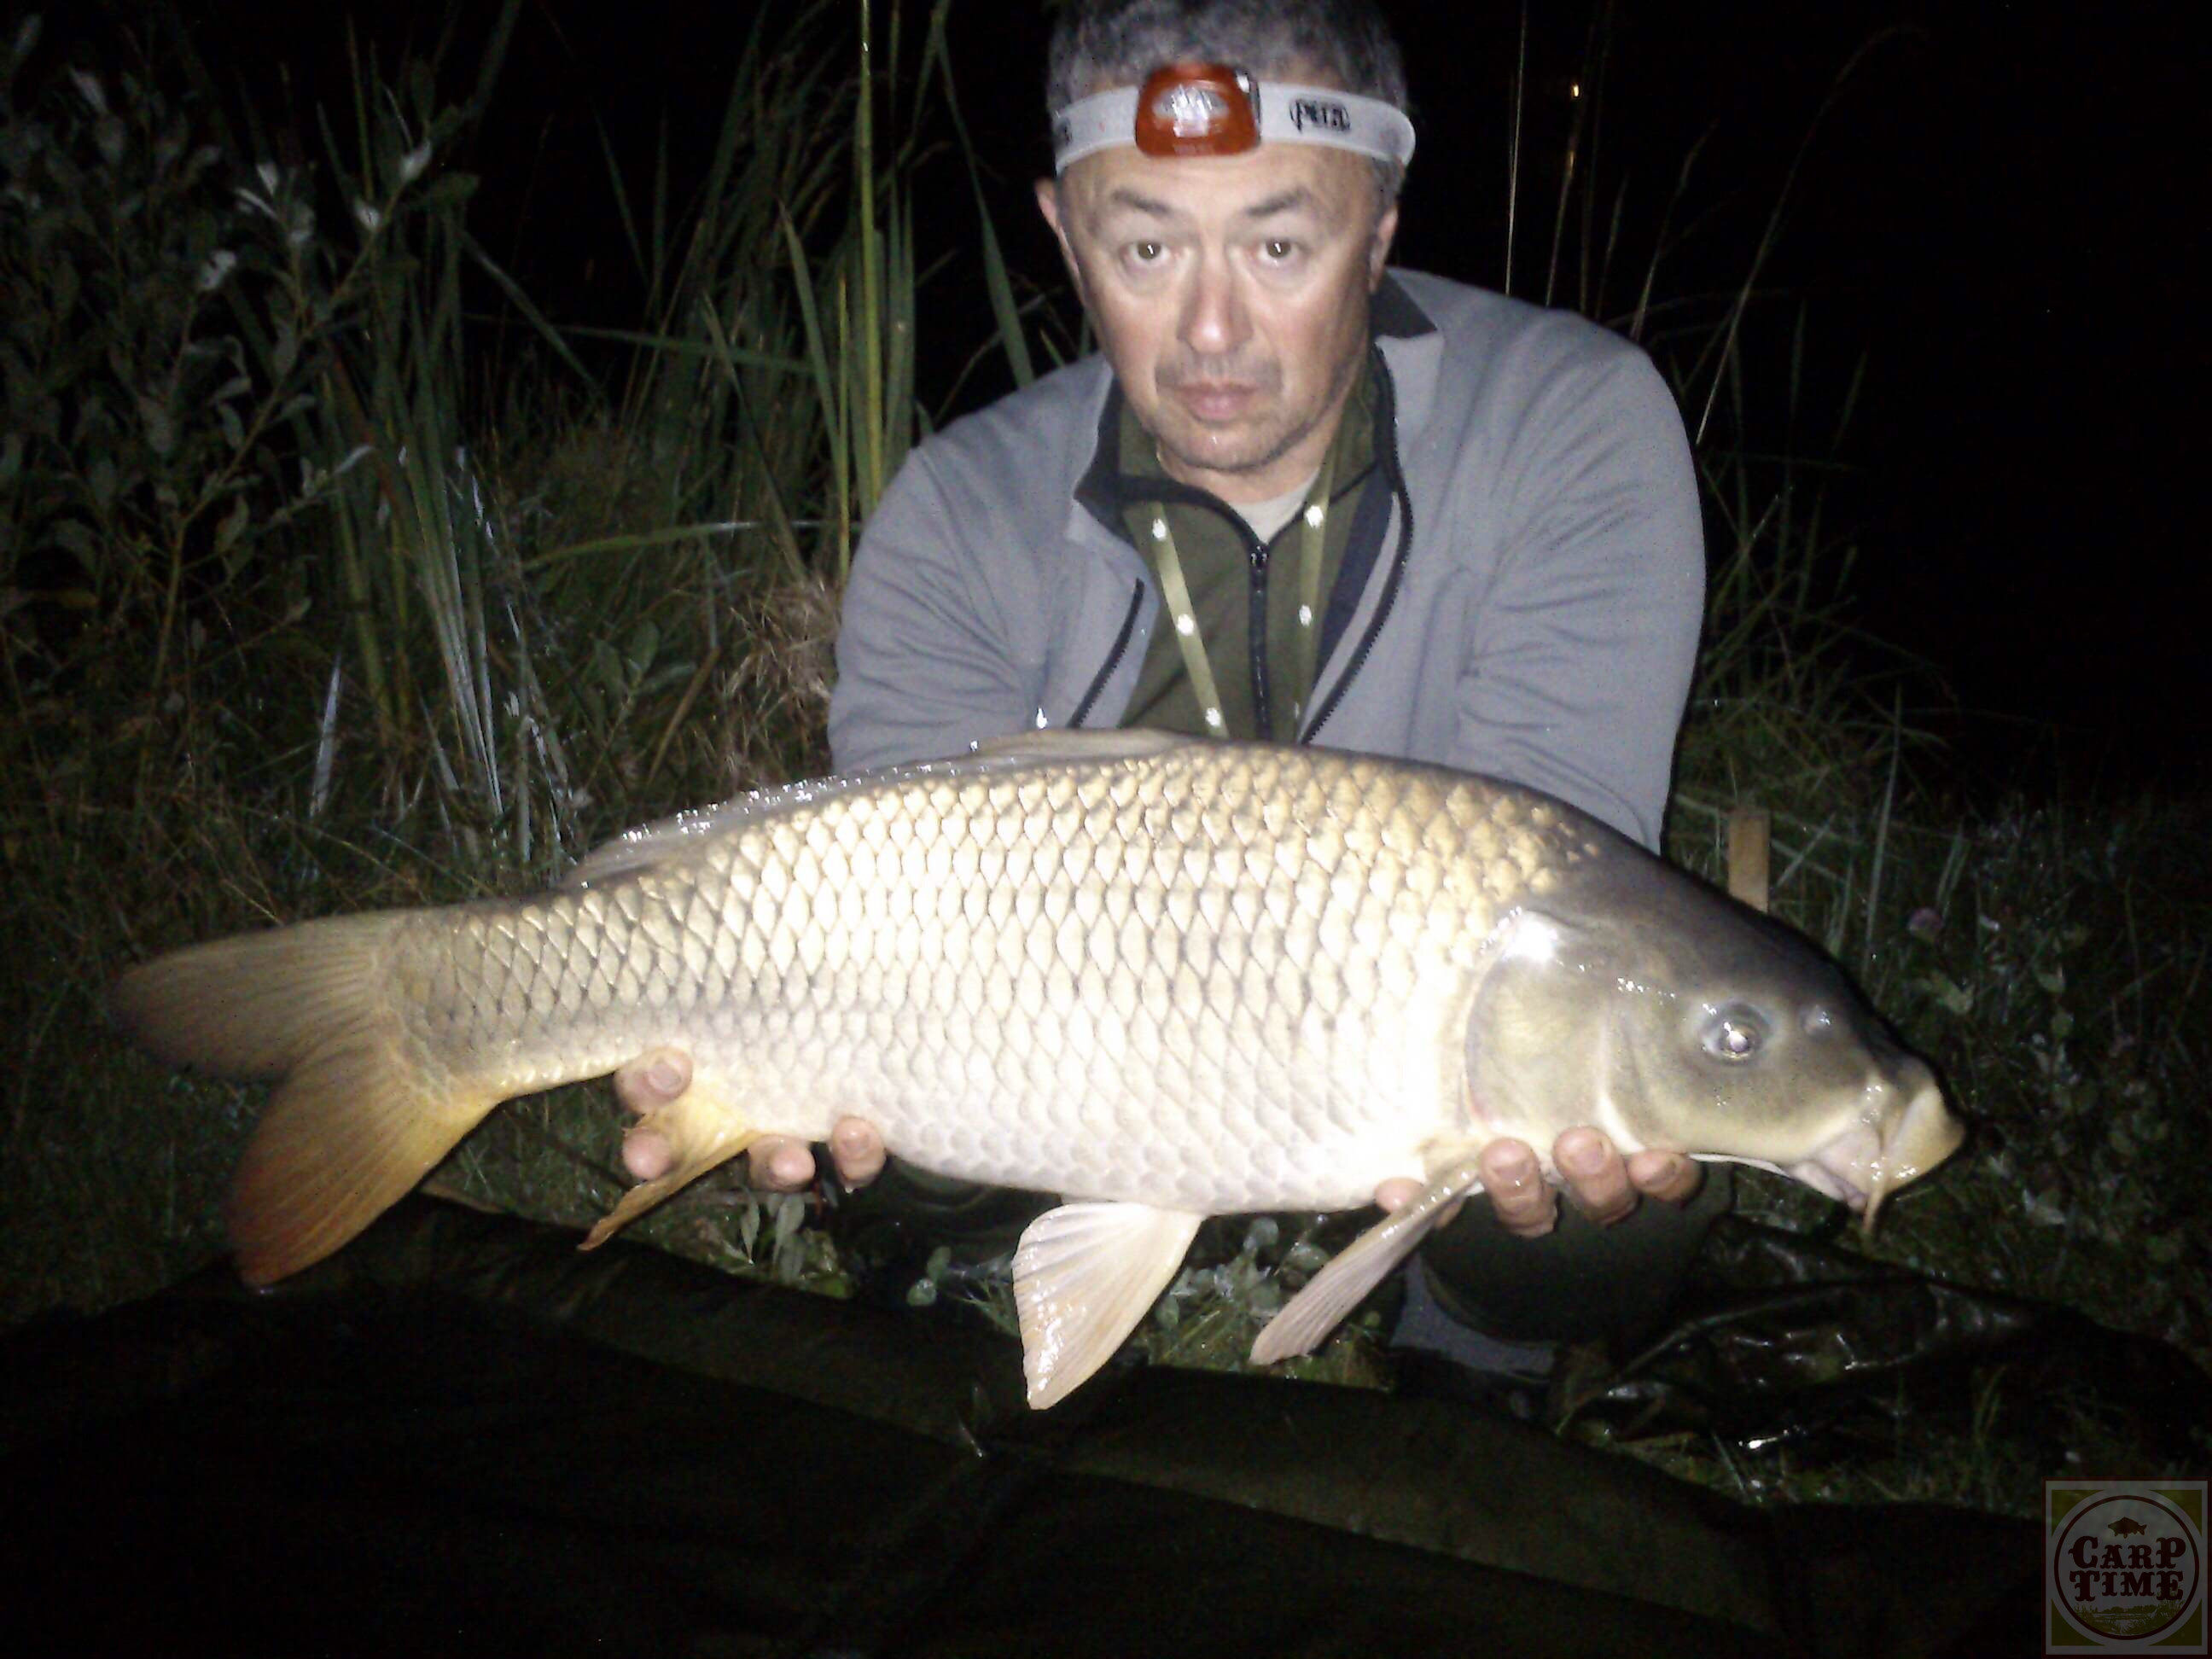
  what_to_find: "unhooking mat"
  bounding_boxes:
[0,1197,2045,1656]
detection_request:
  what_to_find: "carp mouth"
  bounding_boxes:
[1786,1074,1965,1231]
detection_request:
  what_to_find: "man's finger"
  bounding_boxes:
[1626,1150,1703,1204]
[1557,1126,1636,1225]
[747,1136,818,1193]
[1373,1176,1421,1213]
[613,1048,691,1115]
[615,1050,693,1181]
[1476,1139,1557,1237]
[621,1125,673,1181]
[826,1118,888,1188]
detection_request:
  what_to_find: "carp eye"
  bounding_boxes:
[1703,1009,1765,1062]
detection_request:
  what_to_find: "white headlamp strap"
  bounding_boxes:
[1052,64,1416,174]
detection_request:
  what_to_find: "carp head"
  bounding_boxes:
[1462,849,1965,1229]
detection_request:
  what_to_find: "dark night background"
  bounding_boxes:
[67,0,2203,795]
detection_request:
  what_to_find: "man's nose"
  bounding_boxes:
[1179,251,1249,359]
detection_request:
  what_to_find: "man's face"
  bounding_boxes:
[1036,126,1398,504]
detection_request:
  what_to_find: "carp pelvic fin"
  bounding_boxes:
[1250,1159,1488,1365]
[582,1074,760,1251]
[1012,1202,1204,1409]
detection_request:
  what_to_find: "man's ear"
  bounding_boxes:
[1368,201,1400,289]
[1034,176,1086,300]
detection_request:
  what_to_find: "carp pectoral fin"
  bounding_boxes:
[1250,1160,1488,1366]
[1012,1202,1204,1410]
[581,1080,760,1252]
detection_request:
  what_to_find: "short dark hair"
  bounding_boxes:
[1045,0,1411,200]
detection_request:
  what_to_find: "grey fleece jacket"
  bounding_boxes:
[827,269,1703,850]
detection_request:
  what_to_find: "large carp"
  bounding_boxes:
[115,731,1963,1406]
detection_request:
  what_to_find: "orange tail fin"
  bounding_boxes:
[114,916,501,1284]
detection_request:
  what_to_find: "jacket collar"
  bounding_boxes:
[1370,271,1440,434]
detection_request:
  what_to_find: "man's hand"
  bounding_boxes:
[1372,1127,1702,1235]
[612,1048,886,1191]
[613,1053,1691,1232]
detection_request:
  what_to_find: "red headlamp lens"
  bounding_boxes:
[1133,62,1260,158]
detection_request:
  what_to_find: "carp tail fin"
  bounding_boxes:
[114,916,503,1286]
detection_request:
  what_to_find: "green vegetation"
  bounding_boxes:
[3,3,2203,1523]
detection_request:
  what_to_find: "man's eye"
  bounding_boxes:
[1125,241,1167,265]
[1259,239,1301,262]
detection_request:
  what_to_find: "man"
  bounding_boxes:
[620,0,1724,1384]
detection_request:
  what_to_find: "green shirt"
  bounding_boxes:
[1117,357,1378,742]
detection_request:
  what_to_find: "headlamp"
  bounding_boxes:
[1052,61,1417,174]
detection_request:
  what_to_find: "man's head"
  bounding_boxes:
[1038,1,1412,503]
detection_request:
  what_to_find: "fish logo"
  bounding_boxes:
[2046,1481,2207,1650]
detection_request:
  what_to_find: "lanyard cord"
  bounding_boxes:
[1146,447,1337,738]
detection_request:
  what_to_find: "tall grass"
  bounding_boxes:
[0,0,1028,1317]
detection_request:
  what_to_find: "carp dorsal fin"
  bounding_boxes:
[1249,1158,1488,1366]
[1013,1201,1204,1409]
[562,729,1195,890]
[562,775,901,889]
[967,727,1190,765]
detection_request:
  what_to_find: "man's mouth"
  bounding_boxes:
[1169,381,1261,421]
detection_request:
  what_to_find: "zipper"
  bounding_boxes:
[1246,531,1273,741]
[1068,578,1145,728]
